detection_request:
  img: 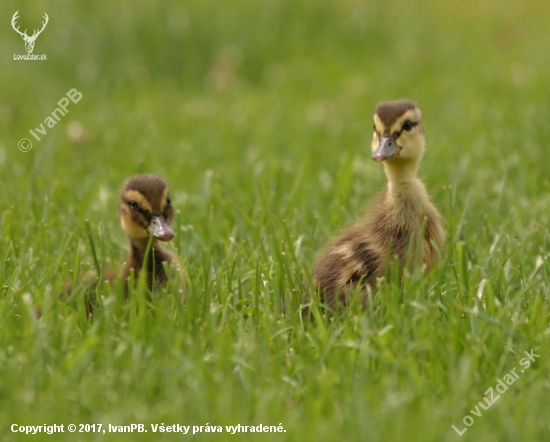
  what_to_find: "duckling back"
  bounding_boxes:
[313,184,444,309]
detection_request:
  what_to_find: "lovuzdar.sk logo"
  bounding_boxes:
[11,11,49,61]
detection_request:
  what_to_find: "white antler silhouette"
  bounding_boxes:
[11,12,27,38]
[11,11,49,54]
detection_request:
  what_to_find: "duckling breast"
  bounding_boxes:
[381,198,444,269]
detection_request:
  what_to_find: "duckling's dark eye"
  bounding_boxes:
[128,200,139,210]
[167,197,171,206]
[402,121,414,132]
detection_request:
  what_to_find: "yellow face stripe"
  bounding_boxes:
[373,114,385,135]
[123,190,153,213]
[160,186,170,212]
[374,108,422,136]
[390,109,421,134]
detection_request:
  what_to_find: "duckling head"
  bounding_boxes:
[119,174,174,245]
[371,100,425,164]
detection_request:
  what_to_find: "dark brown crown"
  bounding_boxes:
[374,100,417,127]
[121,175,170,214]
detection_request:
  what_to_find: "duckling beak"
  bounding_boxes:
[372,136,397,162]
[147,215,174,242]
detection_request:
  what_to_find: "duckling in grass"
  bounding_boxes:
[62,174,182,312]
[118,174,181,292]
[311,100,445,311]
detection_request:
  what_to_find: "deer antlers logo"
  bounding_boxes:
[11,11,49,54]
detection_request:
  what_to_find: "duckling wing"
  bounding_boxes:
[312,232,383,307]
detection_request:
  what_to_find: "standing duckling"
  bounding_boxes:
[312,100,445,310]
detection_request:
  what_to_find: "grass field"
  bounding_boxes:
[2,0,550,440]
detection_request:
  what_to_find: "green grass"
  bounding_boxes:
[2,0,550,440]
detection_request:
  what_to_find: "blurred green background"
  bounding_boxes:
[1,0,550,441]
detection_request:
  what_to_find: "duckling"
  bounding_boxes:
[62,174,182,312]
[311,100,445,310]
[117,174,181,293]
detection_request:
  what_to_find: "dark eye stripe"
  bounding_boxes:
[393,121,418,138]
[123,199,152,220]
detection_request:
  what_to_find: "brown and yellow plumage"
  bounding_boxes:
[311,100,445,310]
[118,174,181,292]
[60,175,183,315]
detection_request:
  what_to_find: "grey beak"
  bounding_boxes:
[147,215,174,242]
[372,136,398,162]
